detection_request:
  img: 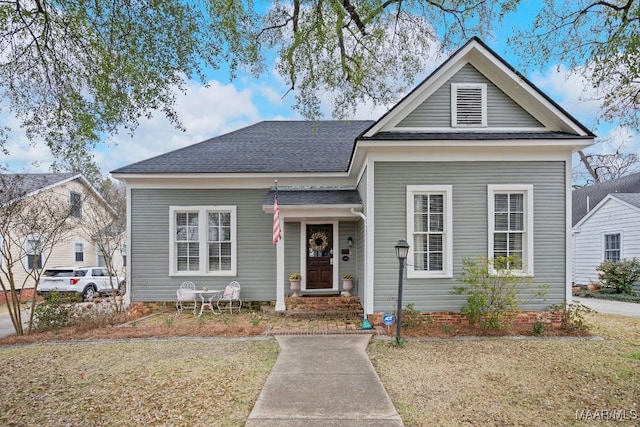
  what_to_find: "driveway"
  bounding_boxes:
[0,308,33,338]
[573,297,640,317]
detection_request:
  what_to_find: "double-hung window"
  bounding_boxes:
[488,185,533,275]
[74,242,84,262]
[406,185,453,278]
[603,233,621,262]
[170,206,236,276]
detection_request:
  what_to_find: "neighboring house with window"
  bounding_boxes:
[0,173,121,289]
[572,172,640,285]
[112,38,593,315]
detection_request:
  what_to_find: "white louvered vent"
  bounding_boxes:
[451,83,487,127]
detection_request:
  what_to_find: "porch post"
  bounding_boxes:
[275,227,286,311]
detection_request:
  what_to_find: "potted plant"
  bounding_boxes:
[341,273,354,296]
[289,273,302,297]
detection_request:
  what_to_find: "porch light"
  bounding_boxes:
[347,237,353,247]
[394,239,410,345]
[395,239,409,260]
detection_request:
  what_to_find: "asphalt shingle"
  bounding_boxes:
[572,171,640,225]
[112,121,375,174]
[263,189,362,206]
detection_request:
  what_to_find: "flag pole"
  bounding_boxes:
[272,180,281,245]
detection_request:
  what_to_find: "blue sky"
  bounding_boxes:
[3,3,637,179]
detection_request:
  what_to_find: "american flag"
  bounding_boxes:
[272,190,281,244]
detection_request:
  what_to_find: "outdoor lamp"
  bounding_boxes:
[395,239,410,260]
[347,237,353,247]
[394,239,410,344]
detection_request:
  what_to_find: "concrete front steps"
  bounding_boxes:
[283,295,364,320]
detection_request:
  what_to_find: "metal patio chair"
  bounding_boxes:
[214,281,242,314]
[176,281,197,314]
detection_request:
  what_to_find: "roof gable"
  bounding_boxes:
[572,171,640,225]
[0,173,114,216]
[363,37,594,137]
[397,63,542,129]
[574,193,640,229]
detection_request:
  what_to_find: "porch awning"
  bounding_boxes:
[262,189,362,209]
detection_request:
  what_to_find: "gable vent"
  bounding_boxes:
[451,83,487,127]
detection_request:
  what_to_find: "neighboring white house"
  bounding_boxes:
[0,173,123,291]
[573,191,640,285]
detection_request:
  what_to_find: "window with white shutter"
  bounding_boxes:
[451,83,487,127]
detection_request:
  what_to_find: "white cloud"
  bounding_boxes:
[104,79,270,173]
[587,125,639,155]
[530,64,603,127]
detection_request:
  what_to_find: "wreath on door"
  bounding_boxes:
[308,231,329,252]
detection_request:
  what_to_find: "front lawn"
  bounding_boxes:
[369,313,640,426]
[0,339,278,426]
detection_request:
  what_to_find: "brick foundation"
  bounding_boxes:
[369,310,563,328]
[0,289,37,304]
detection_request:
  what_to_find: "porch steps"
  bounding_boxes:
[283,295,364,320]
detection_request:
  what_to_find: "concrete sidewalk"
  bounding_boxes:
[246,335,404,426]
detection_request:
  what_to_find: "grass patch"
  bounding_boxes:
[0,339,278,426]
[368,313,640,426]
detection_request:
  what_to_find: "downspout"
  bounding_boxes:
[350,208,371,328]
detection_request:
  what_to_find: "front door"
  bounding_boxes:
[306,224,333,289]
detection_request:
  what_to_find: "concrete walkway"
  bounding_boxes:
[245,335,404,426]
[573,297,640,317]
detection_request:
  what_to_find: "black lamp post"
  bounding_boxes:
[394,239,410,344]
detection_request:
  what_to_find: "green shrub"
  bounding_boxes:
[597,258,640,294]
[532,317,545,335]
[401,303,423,329]
[549,301,594,331]
[33,292,72,333]
[452,256,549,330]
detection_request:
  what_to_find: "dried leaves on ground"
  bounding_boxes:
[368,313,640,426]
[0,339,278,426]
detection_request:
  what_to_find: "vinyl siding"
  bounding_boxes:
[284,221,301,283]
[398,64,542,128]
[373,161,566,313]
[573,198,640,285]
[11,179,120,288]
[130,188,276,302]
[338,221,358,294]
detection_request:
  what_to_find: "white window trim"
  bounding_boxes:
[451,83,487,127]
[406,185,453,278]
[73,241,85,263]
[487,184,534,276]
[602,232,622,262]
[169,206,237,276]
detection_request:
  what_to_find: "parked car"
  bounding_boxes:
[37,266,125,301]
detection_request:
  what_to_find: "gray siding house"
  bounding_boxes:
[112,38,594,316]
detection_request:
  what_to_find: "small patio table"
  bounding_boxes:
[194,290,222,315]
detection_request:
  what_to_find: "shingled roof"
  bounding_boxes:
[112,121,375,174]
[572,171,640,226]
[263,189,362,207]
[0,173,77,201]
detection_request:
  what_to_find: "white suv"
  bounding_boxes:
[37,267,126,301]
